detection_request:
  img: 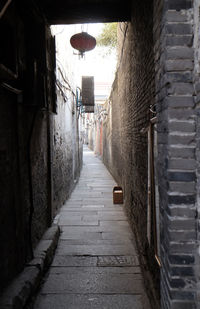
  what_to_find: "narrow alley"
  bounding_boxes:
[2,1,200,308]
[33,146,150,309]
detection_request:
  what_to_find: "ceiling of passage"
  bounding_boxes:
[34,0,132,24]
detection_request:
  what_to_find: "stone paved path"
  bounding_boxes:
[33,146,150,309]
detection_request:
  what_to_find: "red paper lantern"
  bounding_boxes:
[70,32,96,57]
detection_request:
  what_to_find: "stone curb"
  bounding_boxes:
[0,225,60,309]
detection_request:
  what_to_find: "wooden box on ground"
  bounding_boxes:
[113,186,123,204]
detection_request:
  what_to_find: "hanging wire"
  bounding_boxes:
[80,23,89,33]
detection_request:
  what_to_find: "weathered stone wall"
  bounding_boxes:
[51,27,83,216]
[0,3,82,291]
[0,88,28,291]
[31,110,50,246]
[53,90,82,214]
[0,3,36,289]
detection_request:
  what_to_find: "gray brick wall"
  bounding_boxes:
[103,0,199,308]
[193,0,200,307]
[103,1,160,307]
[156,1,198,308]
[103,73,123,183]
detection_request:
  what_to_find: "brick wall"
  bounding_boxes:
[193,2,200,304]
[102,98,113,168]
[105,73,123,183]
[103,0,199,308]
[103,1,160,307]
[31,110,49,246]
[156,1,198,308]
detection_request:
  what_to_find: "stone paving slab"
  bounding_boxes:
[60,210,98,214]
[60,225,132,233]
[82,214,126,221]
[71,189,113,193]
[83,181,115,184]
[34,294,145,309]
[61,209,124,213]
[100,220,129,226]
[60,223,132,230]
[56,239,135,245]
[56,244,136,256]
[40,271,143,294]
[97,210,125,215]
[87,187,114,192]
[102,232,135,240]
[59,231,135,241]
[58,219,99,226]
[51,255,140,267]
[60,230,133,240]
[68,199,115,204]
[49,266,141,275]
[60,231,103,240]
[70,192,105,198]
[97,255,140,267]
[82,205,105,209]
[52,256,98,267]
[33,147,150,309]
[62,206,123,210]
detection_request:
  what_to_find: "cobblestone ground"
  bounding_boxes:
[33,146,150,309]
